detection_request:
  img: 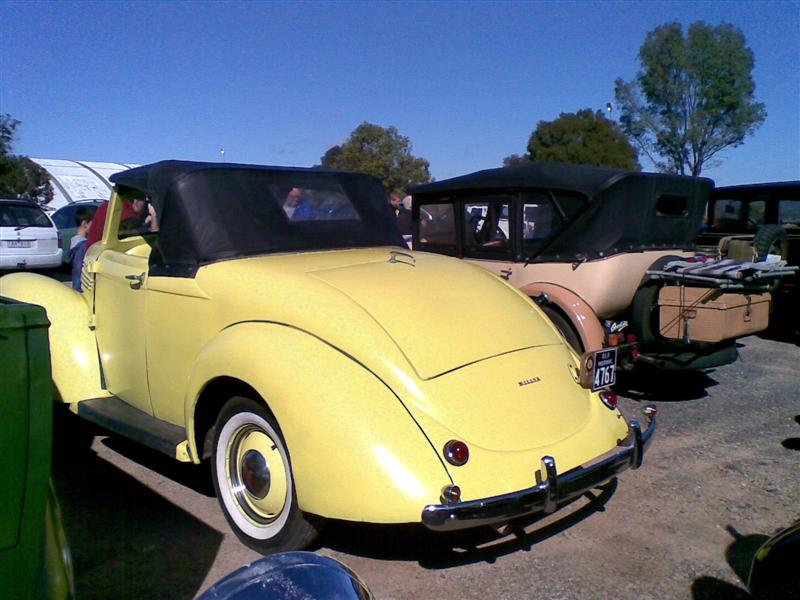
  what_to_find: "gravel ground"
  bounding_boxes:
[52,335,799,599]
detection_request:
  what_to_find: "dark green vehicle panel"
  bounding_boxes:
[0,297,72,599]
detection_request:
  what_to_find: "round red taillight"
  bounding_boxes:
[599,390,618,409]
[443,440,469,466]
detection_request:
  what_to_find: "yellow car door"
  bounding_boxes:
[93,247,153,415]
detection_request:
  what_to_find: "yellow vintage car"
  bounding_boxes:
[0,161,656,553]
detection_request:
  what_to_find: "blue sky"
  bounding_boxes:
[1,1,797,186]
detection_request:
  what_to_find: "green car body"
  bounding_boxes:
[0,298,74,600]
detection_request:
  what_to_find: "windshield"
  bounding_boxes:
[0,204,52,228]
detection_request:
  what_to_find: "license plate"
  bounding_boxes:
[590,348,617,391]
[6,240,31,248]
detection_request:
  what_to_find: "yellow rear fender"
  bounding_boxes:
[0,273,107,404]
[185,322,451,523]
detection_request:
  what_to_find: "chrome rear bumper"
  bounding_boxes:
[421,410,656,532]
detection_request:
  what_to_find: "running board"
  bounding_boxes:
[78,397,190,461]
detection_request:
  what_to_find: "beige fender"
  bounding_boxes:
[184,322,450,523]
[0,273,107,404]
[520,282,606,352]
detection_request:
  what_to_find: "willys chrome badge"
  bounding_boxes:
[518,376,541,387]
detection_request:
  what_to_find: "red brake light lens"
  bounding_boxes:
[599,390,618,409]
[443,440,469,466]
[626,333,637,344]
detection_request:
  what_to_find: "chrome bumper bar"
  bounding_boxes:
[421,410,656,532]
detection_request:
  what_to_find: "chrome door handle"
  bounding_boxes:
[126,273,145,289]
[500,268,512,280]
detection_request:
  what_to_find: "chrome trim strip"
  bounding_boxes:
[631,420,643,468]
[421,415,656,532]
[541,456,557,514]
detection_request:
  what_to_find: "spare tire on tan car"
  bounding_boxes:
[753,224,788,261]
[630,255,684,344]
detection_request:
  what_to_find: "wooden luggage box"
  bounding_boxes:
[658,286,770,342]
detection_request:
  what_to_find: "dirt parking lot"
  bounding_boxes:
[52,335,799,599]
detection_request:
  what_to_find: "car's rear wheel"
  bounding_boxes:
[541,304,584,353]
[211,396,321,553]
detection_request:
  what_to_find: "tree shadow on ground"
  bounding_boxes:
[614,367,718,402]
[317,479,618,569]
[52,440,223,600]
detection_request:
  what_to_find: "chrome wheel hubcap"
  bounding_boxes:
[241,449,271,499]
[226,425,288,525]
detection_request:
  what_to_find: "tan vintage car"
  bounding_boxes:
[411,163,789,371]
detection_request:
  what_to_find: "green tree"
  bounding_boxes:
[502,109,640,170]
[319,144,343,167]
[502,153,529,167]
[614,21,766,176]
[0,113,19,155]
[320,122,431,192]
[0,114,53,203]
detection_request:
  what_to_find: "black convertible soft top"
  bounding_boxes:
[413,162,628,198]
[713,180,799,196]
[411,162,714,262]
[110,161,403,276]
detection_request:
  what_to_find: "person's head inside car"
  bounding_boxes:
[282,187,315,221]
[389,190,404,213]
[119,195,158,237]
[284,187,302,207]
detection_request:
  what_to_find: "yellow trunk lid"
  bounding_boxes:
[311,251,561,380]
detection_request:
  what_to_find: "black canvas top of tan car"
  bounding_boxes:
[411,162,713,262]
[712,180,799,197]
[110,160,404,276]
[412,162,629,198]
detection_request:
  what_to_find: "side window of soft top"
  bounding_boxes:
[417,201,457,251]
[779,199,800,227]
[521,192,558,255]
[118,196,160,240]
[462,195,511,255]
